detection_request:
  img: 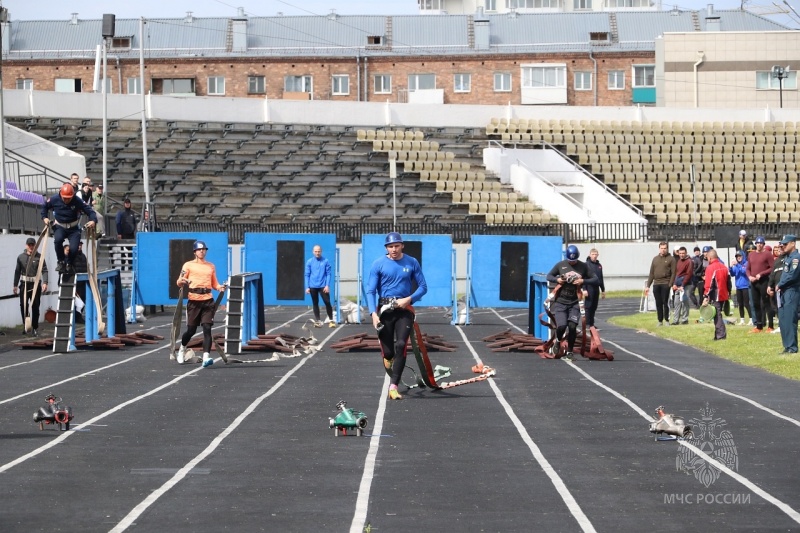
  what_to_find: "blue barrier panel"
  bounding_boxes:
[359,234,454,309]
[78,269,123,343]
[529,274,550,340]
[469,235,562,309]
[135,232,229,306]
[243,233,337,307]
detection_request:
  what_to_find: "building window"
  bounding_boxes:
[522,66,565,89]
[574,0,593,8]
[607,0,652,6]
[110,37,132,51]
[485,0,497,10]
[608,70,625,90]
[509,0,563,7]
[408,74,436,91]
[574,72,592,91]
[208,76,225,95]
[155,78,196,95]
[756,71,798,90]
[418,0,445,9]
[15,79,33,90]
[454,73,471,93]
[127,78,141,95]
[99,78,113,93]
[248,76,266,94]
[633,65,655,87]
[494,72,512,92]
[332,74,350,95]
[374,74,392,94]
[55,78,82,93]
[285,75,312,93]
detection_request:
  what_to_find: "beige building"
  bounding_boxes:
[657,31,799,108]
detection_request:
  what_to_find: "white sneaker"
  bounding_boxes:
[177,345,186,364]
[202,352,214,368]
[738,318,745,326]
[772,327,781,334]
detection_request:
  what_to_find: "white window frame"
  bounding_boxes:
[509,0,563,7]
[632,65,655,88]
[248,75,266,94]
[522,65,566,89]
[160,78,196,95]
[574,71,592,91]
[15,79,33,90]
[454,73,471,93]
[332,74,350,95]
[494,72,512,92]
[127,78,141,95]
[408,74,436,92]
[418,0,445,10]
[284,75,312,93]
[485,0,497,10]
[608,70,625,90]
[573,0,593,8]
[756,71,798,90]
[55,78,81,93]
[607,0,651,6]
[208,76,225,96]
[374,74,392,94]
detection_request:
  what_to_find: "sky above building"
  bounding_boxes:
[1,0,796,27]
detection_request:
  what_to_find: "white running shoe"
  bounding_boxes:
[202,352,214,368]
[177,345,186,364]
[738,318,745,326]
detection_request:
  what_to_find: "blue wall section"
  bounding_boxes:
[243,233,336,306]
[470,235,562,308]
[361,234,453,308]
[136,232,229,306]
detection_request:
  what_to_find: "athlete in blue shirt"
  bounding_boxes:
[366,232,427,400]
[41,183,97,275]
[305,245,334,327]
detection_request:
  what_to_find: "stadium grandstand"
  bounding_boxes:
[1,5,799,243]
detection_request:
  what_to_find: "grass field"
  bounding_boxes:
[609,307,800,381]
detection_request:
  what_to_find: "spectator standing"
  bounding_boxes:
[69,173,80,193]
[689,246,704,308]
[735,229,754,255]
[671,246,693,325]
[366,232,428,400]
[41,183,97,275]
[703,249,730,340]
[776,235,800,354]
[79,177,94,207]
[729,251,752,326]
[13,237,49,336]
[766,243,784,333]
[546,245,597,360]
[645,242,677,326]
[93,184,106,236]
[745,236,775,333]
[116,198,139,240]
[582,248,605,329]
[305,245,335,327]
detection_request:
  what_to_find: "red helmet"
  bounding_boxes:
[59,183,75,200]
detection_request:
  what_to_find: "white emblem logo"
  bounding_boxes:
[676,404,738,488]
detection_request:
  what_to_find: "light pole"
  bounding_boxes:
[101,14,115,226]
[772,65,790,109]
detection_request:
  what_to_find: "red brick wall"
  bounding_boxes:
[4,51,652,107]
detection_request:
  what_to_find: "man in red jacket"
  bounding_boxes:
[703,249,730,340]
[746,236,775,333]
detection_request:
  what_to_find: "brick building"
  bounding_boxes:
[0,8,788,107]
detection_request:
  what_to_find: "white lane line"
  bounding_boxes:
[490,309,800,526]
[455,326,597,533]
[0,352,62,371]
[605,339,800,429]
[109,327,337,533]
[349,374,390,533]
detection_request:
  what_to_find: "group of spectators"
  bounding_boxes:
[645,230,800,353]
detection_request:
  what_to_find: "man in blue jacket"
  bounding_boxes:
[776,235,800,353]
[729,251,752,326]
[305,245,335,327]
[41,182,97,275]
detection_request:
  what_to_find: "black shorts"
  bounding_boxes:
[187,298,215,327]
[552,300,581,327]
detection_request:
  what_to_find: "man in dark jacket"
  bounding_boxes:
[645,242,676,326]
[116,198,139,240]
[735,229,754,255]
[582,248,605,329]
[689,246,704,308]
[776,235,800,353]
[13,237,49,336]
[671,246,693,325]
[746,236,775,333]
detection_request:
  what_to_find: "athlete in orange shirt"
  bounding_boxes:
[175,240,226,367]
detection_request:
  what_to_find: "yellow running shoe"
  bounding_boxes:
[383,357,393,371]
[388,387,403,400]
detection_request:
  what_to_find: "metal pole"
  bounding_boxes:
[779,77,784,109]
[691,163,697,241]
[0,11,6,201]
[139,17,151,230]
[389,159,397,230]
[102,37,108,205]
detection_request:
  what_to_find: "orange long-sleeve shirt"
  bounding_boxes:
[177,259,222,301]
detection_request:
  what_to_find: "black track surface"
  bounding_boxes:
[1,299,799,532]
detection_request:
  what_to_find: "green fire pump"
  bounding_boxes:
[329,400,368,436]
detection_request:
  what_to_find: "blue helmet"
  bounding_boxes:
[566,245,579,261]
[384,232,403,246]
[702,245,712,253]
[755,236,766,244]
[193,240,208,251]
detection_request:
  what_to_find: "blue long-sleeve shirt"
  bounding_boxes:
[777,250,800,292]
[366,254,427,314]
[305,256,332,289]
[41,192,97,225]
[729,259,750,290]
